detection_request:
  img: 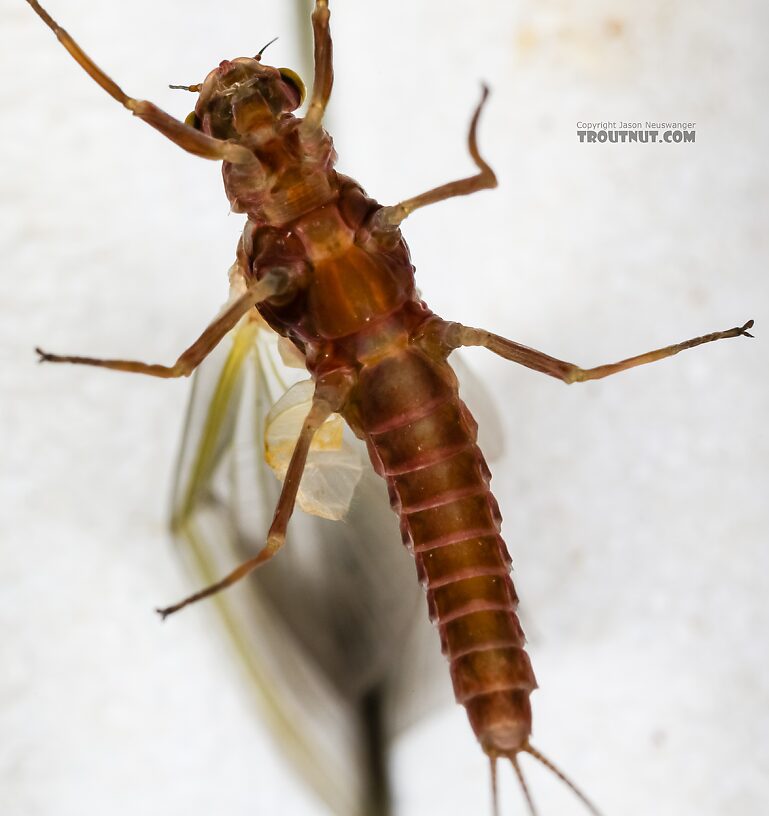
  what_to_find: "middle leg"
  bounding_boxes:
[371,85,497,231]
[36,268,291,379]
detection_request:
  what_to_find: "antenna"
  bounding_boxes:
[255,36,279,61]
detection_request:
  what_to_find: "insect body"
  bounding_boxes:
[25,1,753,813]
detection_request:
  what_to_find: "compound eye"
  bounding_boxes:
[184,110,200,129]
[278,68,306,107]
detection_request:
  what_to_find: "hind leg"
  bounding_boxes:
[157,370,353,617]
[425,318,754,383]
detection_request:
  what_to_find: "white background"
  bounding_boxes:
[2,0,768,814]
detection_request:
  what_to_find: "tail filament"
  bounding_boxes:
[510,755,539,816]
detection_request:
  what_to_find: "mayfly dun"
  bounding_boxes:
[18,0,756,814]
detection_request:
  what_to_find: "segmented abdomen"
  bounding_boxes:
[354,346,538,754]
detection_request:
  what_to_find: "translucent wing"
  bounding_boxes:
[170,315,451,816]
[451,351,506,462]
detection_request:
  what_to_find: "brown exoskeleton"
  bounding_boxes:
[24,1,754,813]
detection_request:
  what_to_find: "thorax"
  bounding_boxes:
[243,180,425,361]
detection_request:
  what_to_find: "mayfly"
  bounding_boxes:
[24,0,754,813]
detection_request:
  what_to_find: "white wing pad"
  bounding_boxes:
[264,379,364,520]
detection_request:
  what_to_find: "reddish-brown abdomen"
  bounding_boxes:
[351,345,537,754]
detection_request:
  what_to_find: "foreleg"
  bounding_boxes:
[300,0,334,132]
[24,1,255,164]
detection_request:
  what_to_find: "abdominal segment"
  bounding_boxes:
[355,346,537,754]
